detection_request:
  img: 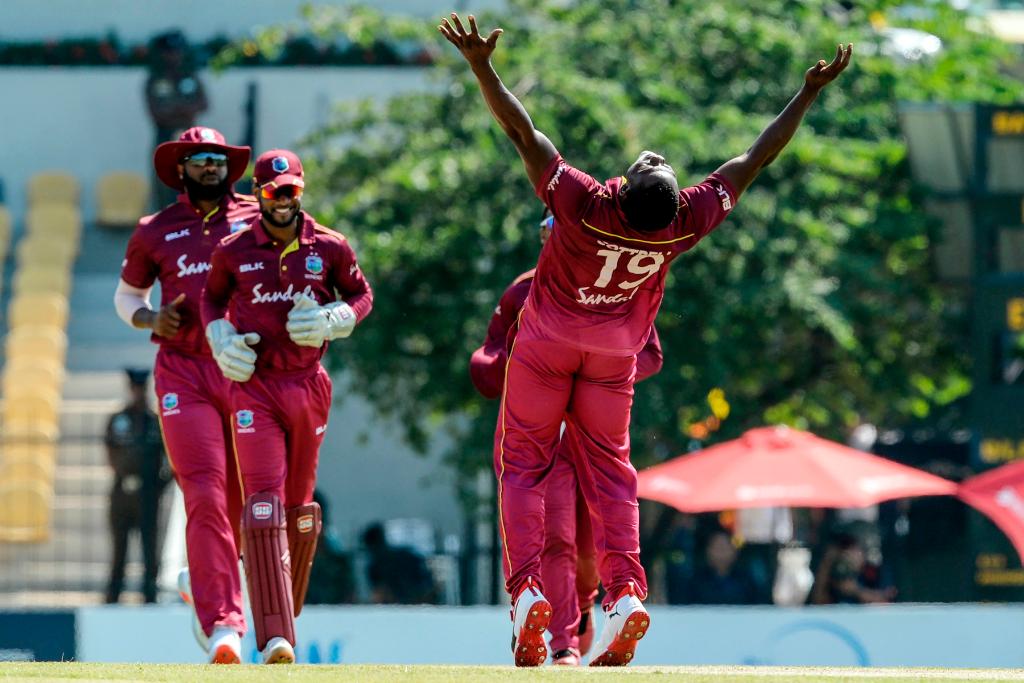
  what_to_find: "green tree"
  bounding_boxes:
[275,1,1023,487]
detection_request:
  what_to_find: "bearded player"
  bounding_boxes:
[470,211,663,665]
[441,12,851,666]
[114,127,258,664]
[201,149,372,664]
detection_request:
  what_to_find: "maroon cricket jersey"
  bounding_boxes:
[469,269,663,400]
[120,193,261,357]
[201,211,373,375]
[530,154,737,356]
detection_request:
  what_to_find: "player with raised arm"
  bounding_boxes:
[440,11,851,666]
[470,212,663,666]
[113,127,258,664]
[201,149,372,664]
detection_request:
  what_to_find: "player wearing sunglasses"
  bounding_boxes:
[201,149,373,664]
[113,127,259,664]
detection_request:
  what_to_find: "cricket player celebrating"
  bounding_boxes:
[201,149,373,664]
[440,12,851,666]
[469,212,663,665]
[114,127,258,664]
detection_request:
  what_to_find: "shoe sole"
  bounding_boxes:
[210,644,240,665]
[513,599,552,667]
[589,609,650,667]
[264,645,295,665]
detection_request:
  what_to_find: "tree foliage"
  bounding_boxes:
[284,0,1024,486]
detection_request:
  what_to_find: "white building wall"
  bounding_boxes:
[2,0,505,42]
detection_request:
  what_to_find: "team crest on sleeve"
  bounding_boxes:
[236,409,255,433]
[161,393,180,416]
[230,220,248,234]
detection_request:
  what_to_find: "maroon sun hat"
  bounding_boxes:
[153,126,251,191]
[253,149,305,192]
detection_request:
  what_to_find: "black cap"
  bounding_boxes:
[126,368,150,386]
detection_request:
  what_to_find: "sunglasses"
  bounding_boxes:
[260,184,303,200]
[184,152,228,168]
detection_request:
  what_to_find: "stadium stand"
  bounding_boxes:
[96,172,148,229]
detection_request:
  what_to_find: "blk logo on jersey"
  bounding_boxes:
[714,183,733,211]
[236,409,255,433]
[252,502,273,520]
[162,393,180,416]
[165,228,190,242]
[240,262,265,273]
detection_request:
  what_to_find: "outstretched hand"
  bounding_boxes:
[804,44,853,92]
[438,12,503,67]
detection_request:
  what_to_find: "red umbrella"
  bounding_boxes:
[958,461,1024,562]
[637,425,957,511]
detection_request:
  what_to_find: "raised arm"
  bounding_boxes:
[439,12,557,188]
[715,44,852,199]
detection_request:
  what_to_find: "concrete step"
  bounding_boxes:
[54,464,111,497]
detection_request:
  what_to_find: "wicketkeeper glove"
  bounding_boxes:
[205,318,260,382]
[286,294,356,348]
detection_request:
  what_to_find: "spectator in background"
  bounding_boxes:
[305,490,357,605]
[811,532,897,604]
[145,30,208,208]
[682,528,765,605]
[104,368,170,603]
[362,522,438,605]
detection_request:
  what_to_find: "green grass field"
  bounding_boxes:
[1,664,1024,683]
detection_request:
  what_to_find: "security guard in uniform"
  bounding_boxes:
[104,368,170,603]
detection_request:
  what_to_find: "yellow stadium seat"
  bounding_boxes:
[2,390,61,425]
[4,325,69,361]
[0,206,11,249]
[0,480,52,542]
[0,416,59,444]
[0,456,55,483]
[1,357,65,396]
[8,293,69,329]
[12,267,72,298]
[27,172,79,207]
[2,441,57,464]
[26,204,83,241]
[15,237,77,269]
[97,171,149,229]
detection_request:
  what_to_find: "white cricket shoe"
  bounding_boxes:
[208,626,241,664]
[510,577,551,667]
[589,581,650,667]
[177,567,209,652]
[263,636,295,664]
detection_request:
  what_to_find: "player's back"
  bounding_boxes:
[529,155,736,356]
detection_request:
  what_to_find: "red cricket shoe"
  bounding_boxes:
[510,578,551,667]
[589,582,650,667]
[577,603,595,656]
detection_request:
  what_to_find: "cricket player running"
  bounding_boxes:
[440,12,851,666]
[469,213,663,665]
[201,149,373,664]
[114,127,258,664]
